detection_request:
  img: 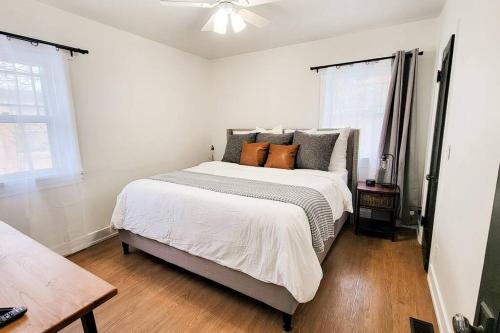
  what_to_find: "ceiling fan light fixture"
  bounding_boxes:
[231,11,246,33]
[213,7,229,34]
[162,0,275,35]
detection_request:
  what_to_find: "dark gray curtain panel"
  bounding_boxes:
[377,49,420,224]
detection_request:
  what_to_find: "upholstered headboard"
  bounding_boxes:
[226,128,360,198]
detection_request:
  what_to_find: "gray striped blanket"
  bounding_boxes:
[149,171,334,253]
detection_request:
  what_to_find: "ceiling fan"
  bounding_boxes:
[160,0,281,34]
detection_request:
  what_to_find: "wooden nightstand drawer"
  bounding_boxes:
[359,192,395,209]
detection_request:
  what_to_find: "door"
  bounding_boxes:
[421,34,455,271]
[452,167,500,333]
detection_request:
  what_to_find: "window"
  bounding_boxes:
[0,38,81,195]
[319,60,392,180]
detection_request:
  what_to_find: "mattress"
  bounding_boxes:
[111,161,353,303]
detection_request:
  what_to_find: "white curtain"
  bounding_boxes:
[0,37,81,197]
[320,60,392,180]
[0,37,86,253]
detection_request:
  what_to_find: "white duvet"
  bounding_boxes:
[111,161,353,302]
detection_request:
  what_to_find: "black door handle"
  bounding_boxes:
[426,174,436,181]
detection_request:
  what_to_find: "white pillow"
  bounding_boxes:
[256,125,283,134]
[285,127,350,172]
[232,130,255,134]
[233,125,283,135]
[284,128,315,134]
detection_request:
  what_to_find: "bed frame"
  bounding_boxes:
[119,128,359,331]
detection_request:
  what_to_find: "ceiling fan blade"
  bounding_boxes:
[159,0,216,8]
[238,9,270,28]
[234,0,281,7]
[201,13,216,31]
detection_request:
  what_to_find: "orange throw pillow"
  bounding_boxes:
[265,144,299,170]
[240,141,270,167]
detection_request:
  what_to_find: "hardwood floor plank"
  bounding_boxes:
[60,226,437,332]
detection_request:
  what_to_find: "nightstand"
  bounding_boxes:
[354,181,400,241]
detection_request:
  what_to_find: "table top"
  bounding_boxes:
[357,181,400,194]
[0,221,117,333]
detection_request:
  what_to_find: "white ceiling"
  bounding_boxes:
[37,0,444,59]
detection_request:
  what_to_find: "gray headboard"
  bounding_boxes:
[226,128,359,197]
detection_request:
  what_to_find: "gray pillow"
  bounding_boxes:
[256,133,294,145]
[222,133,257,163]
[293,131,339,171]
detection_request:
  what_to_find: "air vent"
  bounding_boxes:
[410,317,435,333]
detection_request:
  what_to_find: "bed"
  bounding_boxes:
[111,128,359,331]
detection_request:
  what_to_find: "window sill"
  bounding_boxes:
[0,173,83,199]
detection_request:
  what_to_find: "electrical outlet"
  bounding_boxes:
[408,207,421,224]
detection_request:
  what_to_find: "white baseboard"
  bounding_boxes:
[53,226,117,256]
[428,264,452,333]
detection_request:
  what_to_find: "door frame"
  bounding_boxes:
[421,34,455,271]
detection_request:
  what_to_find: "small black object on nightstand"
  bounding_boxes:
[355,181,400,241]
[365,179,376,186]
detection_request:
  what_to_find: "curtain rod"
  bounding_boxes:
[0,31,89,56]
[310,50,423,72]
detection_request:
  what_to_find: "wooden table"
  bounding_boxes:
[0,222,117,333]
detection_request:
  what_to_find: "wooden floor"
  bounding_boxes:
[62,226,437,333]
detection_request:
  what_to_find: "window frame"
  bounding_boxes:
[0,60,61,182]
[0,46,81,193]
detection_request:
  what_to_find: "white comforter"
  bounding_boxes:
[111,161,353,302]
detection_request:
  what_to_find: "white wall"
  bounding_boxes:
[3,2,497,330]
[425,0,500,332]
[0,0,211,255]
[0,2,442,258]
[209,19,438,191]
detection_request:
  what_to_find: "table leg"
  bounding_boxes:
[81,310,98,333]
